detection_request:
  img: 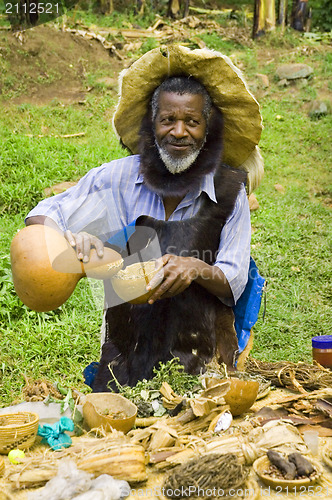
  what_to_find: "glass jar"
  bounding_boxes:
[312,335,332,369]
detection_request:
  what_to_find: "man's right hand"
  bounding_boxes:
[64,230,104,263]
[26,215,105,264]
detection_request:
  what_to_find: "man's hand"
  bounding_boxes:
[146,254,200,304]
[64,230,104,263]
[146,254,233,304]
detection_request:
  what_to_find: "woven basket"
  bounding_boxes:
[0,412,39,454]
[0,456,5,476]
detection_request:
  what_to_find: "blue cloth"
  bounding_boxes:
[26,155,251,305]
[37,416,75,451]
[233,257,265,353]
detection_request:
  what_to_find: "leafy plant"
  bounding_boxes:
[109,358,202,401]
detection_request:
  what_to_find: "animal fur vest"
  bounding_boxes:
[92,165,246,392]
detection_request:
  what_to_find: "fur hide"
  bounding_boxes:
[92,165,246,392]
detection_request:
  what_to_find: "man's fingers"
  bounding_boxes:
[147,269,164,290]
[91,236,104,258]
[63,231,104,262]
[73,233,86,261]
[64,230,76,247]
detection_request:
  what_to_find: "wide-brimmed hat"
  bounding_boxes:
[113,45,264,192]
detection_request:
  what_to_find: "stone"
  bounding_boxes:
[274,183,285,194]
[309,100,328,118]
[276,64,313,80]
[256,73,269,88]
[297,78,308,87]
[248,193,260,211]
[277,79,289,87]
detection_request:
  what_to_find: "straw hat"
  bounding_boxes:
[113,45,264,192]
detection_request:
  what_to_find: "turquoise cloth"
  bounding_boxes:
[37,416,74,451]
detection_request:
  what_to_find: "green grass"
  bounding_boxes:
[0,28,331,407]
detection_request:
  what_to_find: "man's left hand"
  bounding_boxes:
[147,254,199,304]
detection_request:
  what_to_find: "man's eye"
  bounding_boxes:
[187,119,199,126]
[161,117,173,124]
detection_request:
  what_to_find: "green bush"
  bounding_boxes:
[310,0,332,32]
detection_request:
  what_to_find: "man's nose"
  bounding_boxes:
[171,120,188,138]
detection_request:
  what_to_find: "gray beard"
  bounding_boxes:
[155,141,202,174]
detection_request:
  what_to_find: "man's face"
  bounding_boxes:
[154,91,208,174]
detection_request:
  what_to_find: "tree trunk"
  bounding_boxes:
[278,0,288,31]
[292,0,309,31]
[253,0,275,38]
[168,0,181,18]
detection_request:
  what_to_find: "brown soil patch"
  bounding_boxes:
[0,24,124,105]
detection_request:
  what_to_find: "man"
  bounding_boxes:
[25,46,264,391]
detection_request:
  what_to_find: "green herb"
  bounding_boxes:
[109,358,201,402]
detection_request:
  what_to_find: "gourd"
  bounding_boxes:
[10,225,123,312]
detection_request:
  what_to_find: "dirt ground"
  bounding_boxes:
[0,24,125,105]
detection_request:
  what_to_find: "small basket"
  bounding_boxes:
[0,412,39,454]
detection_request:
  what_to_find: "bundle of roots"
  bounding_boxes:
[245,358,332,392]
[162,452,248,499]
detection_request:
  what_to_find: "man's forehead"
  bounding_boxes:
[157,91,205,112]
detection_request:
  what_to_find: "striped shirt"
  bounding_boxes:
[26,155,251,305]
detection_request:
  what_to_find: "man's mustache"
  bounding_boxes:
[165,139,195,147]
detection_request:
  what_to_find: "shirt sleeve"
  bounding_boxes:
[25,163,125,241]
[214,184,251,306]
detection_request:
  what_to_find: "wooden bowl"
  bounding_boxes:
[253,455,323,490]
[223,378,259,416]
[83,393,137,433]
[111,260,163,304]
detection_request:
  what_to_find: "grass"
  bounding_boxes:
[0,21,331,407]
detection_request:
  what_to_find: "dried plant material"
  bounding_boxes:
[189,398,218,417]
[175,408,195,425]
[0,490,14,500]
[77,443,147,482]
[159,420,308,470]
[321,442,332,469]
[6,434,141,489]
[163,453,248,499]
[314,398,332,418]
[22,378,63,402]
[148,429,175,452]
[8,468,57,489]
[135,416,159,427]
[173,407,222,435]
[200,379,230,399]
[246,358,332,392]
[149,447,184,464]
[160,382,184,410]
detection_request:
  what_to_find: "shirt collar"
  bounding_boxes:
[135,170,217,203]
